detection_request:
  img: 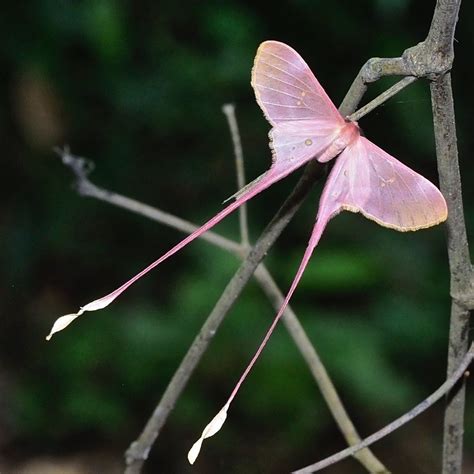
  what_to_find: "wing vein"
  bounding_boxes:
[366,153,385,222]
[264,51,306,71]
[392,164,429,224]
[258,60,314,90]
[261,101,310,109]
[254,84,301,100]
[256,72,307,93]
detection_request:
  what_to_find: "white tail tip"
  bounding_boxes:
[187,404,229,464]
[187,438,203,465]
[45,312,82,341]
[46,294,118,341]
[81,294,116,312]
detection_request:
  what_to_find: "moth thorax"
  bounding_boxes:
[335,121,359,149]
[317,122,359,163]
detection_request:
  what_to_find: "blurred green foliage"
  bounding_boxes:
[0,0,473,472]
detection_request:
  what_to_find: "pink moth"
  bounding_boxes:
[46,41,447,462]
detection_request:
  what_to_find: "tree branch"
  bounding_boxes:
[293,343,474,474]
[58,149,244,256]
[431,72,472,474]
[340,0,461,118]
[425,0,462,54]
[222,104,250,247]
[347,77,416,123]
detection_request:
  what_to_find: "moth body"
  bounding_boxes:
[316,120,359,163]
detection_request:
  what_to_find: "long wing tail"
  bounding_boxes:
[47,127,338,340]
[188,194,340,463]
[46,171,280,340]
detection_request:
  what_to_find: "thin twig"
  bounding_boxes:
[347,76,417,123]
[293,343,474,473]
[222,103,250,247]
[225,102,251,248]
[57,153,243,257]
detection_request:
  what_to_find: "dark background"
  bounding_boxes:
[0,1,473,473]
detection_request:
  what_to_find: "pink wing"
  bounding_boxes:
[248,41,346,193]
[316,136,448,231]
[251,40,344,125]
[267,136,449,325]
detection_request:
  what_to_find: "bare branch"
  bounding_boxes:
[425,0,462,55]
[340,0,461,116]
[222,103,250,246]
[422,1,470,472]
[56,148,243,257]
[347,77,416,123]
[293,343,474,474]
[431,74,472,301]
[431,72,472,474]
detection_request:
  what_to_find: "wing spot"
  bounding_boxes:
[305,139,313,146]
[301,91,306,97]
[297,100,302,106]
[380,177,395,187]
